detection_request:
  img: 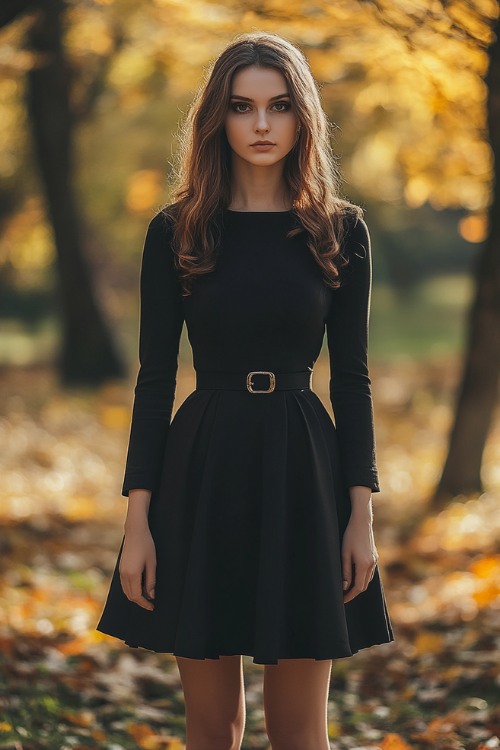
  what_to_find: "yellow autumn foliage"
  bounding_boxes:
[0,0,497,213]
[380,734,413,750]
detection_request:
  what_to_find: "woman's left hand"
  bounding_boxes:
[341,508,379,604]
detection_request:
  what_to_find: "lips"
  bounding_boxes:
[252,141,274,146]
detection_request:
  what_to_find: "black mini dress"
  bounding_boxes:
[96,206,394,664]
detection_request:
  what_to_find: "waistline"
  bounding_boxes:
[195,369,313,394]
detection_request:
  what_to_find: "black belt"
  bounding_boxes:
[195,369,313,394]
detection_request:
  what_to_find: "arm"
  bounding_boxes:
[119,211,184,611]
[121,210,185,498]
[325,213,380,496]
[325,213,380,602]
[121,492,157,611]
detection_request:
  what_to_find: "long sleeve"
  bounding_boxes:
[325,214,380,493]
[121,211,184,497]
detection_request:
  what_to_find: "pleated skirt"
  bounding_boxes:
[96,387,394,664]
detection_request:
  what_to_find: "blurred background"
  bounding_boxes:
[1,1,500,749]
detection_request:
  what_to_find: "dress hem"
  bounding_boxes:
[95,626,395,665]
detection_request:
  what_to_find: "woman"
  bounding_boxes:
[97,31,394,750]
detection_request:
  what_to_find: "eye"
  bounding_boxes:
[273,101,291,112]
[230,101,292,113]
[231,103,250,113]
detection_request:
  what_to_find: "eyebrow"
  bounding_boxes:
[229,93,290,102]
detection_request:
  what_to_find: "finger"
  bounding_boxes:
[130,575,154,611]
[368,560,377,585]
[341,556,352,592]
[366,555,378,586]
[134,594,155,610]
[360,557,377,592]
[144,561,156,602]
[343,563,365,604]
[363,568,372,592]
[119,569,132,601]
[344,582,364,603]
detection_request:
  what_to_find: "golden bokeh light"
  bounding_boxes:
[458,213,489,243]
[125,169,166,214]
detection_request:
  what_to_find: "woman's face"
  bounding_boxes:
[224,65,299,166]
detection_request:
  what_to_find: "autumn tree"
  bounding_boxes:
[434,13,500,503]
[0,0,125,385]
[355,0,499,503]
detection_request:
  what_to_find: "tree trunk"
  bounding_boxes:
[25,0,125,385]
[432,17,500,507]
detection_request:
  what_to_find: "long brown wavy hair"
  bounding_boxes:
[161,31,363,296]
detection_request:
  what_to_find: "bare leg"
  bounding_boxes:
[175,654,246,750]
[263,658,332,750]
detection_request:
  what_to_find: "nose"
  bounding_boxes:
[255,108,270,133]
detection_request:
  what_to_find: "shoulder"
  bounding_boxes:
[144,203,183,256]
[333,209,372,291]
[141,206,181,277]
[146,204,179,238]
[341,208,371,261]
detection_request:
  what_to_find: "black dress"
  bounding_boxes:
[96,207,394,664]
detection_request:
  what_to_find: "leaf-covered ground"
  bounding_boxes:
[0,358,499,750]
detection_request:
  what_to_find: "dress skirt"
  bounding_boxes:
[96,386,394,664]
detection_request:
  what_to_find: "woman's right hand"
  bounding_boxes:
[119,523,157,611]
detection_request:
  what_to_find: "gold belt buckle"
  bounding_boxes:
[247,370,276,393]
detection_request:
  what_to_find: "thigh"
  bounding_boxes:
[263,658,332,740]
[176,655,246,729]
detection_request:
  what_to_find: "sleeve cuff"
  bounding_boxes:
[343,470,381,494]
[121,475,159,498]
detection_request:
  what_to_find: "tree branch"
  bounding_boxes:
[71,21,126,123]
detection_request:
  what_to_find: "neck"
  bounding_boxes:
[228,158,291,212]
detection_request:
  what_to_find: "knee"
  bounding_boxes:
[186,721,243,750]
[266,725,328,750]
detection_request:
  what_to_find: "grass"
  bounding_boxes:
[369,273,472,362]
